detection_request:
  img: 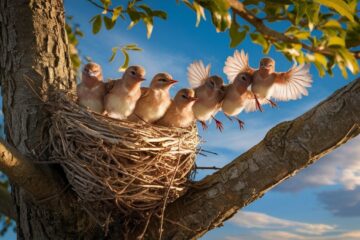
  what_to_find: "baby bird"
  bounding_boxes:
[221,72,255,130]
[224,50,312,112]
[129,73,178,123]
[77,62,106,113]
[187,61,225,131]
[104,65,146,119]
[157,88,197,128]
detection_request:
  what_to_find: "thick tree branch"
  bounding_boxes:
[0,184,15,220]
[228,0,360,59]
[154,77,360,239]
[0,139,67,203]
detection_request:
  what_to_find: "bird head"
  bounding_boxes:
[123,65,146,83]
[259,57,275,73]
[174,88,197,108]
[205,75,223,90]
[150,73,178,90]
[234,72,252,90]
[82,62,103,86]
[205,75,225,99]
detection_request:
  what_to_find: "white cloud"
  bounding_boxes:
[230,211,336,235]
[225,230,360,240]
[277,136,360,192]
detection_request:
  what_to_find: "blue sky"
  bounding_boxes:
[3,1,360,239]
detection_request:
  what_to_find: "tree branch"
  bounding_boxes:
[154,77,360,239]
[0,184,15,220]
[228,0,360,59]
[0,139,68,203]
[87,0,114,12]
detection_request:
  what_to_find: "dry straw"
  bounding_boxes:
[43,90,200,228]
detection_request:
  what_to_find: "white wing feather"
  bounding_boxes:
[187,60,211,88]
[244,98,269,112]
[272,64,312,101]
[223,50,252,83]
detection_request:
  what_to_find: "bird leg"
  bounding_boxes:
[211,116,224,132]
[224,114,233,122]
[199,121,208,131]
[253,93,263,112]
[267,99,278,108]
[234,117,245,130]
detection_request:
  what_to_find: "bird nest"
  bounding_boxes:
[42,90,199,226]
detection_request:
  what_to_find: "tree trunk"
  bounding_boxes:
[0,0,101,239]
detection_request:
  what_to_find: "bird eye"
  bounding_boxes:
[131,71,136,75]
[159,78,167,82]
[182,94,187,99]
[241,76,246,81]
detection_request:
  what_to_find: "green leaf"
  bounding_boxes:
[103,16,116,30]
[314,53,328,67]
[229,21,246,48]
[305,3,320,31]
[314,61,326,77]
[337,61,348,78]
[152,10,167,20]
[109,47,118,62]
[322,19,342,29]
[327,36,345,47]
[194,2,206,27]
[294,1,306,25]
[285,26,310,40]
[124,44,142,51]
[100,0,112,14]
[143,17,153,39]
[90,15,102,34]
[119,49,130,72]
[112,6,123,22]
[250,33,270,54]
[313,0,355,22]
[337,48,359,74]
[138,4,153,15]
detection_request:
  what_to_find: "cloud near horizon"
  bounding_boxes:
[227,211,360,240]
[230,211,336,235]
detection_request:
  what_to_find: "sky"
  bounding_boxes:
[2,1,360,239]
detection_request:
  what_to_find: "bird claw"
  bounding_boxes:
[253,95,263,112]
[213,118,224,132]
[225,114,233,122]
[200,121,208,131]
[236,119,245,130]
[268,99,278,108]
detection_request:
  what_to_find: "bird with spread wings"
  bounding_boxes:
[223,50,312,112]
[187,60,226,131]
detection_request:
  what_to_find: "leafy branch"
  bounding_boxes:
[86,0,167,71]
[182,0,360,78]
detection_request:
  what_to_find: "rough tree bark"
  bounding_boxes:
[0,0,359,240]
[0,0,101,239]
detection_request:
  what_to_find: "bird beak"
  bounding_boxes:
[136,75,146,81]
[168,79,178,85]
[187,96,198,102]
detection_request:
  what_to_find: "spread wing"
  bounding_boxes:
[223,50,255,83]
[244,92,269,112]
[272,64,312,101]
[187,60,211,88]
